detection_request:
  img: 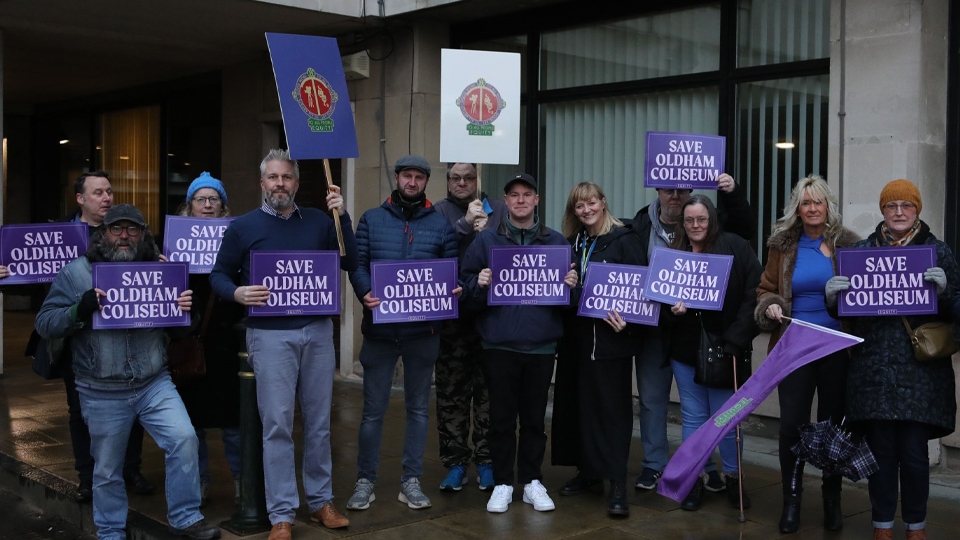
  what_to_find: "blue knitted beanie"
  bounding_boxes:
[186,172,228,205]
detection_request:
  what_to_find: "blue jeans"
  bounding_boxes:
[197,427,242,482]
[635,337,673,471]
[866,420,931,530]
[247,318,336,525]
[79,374,202,540]
[672,360,742,474]
[357,334,440,483]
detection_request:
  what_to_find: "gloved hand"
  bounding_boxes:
[824,276,850,307]
[76,289,100,322]
[924,267,947,294]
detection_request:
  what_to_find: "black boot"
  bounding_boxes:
[559,470,602,496]
[725,473,751,509]
[680,476,704,511]
[823,492,843,531]
[779,494,801,533]
[607,480,629,516]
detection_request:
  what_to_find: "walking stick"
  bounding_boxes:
[732,353,746,523]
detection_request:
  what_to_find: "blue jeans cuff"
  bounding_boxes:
[872,520,895,529]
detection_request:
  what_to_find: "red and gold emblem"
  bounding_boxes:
[456,78,506,136]
[293,68,338,132]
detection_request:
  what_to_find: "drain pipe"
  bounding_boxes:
[837,0,847,208]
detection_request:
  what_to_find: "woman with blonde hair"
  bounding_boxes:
[756,174,859,533]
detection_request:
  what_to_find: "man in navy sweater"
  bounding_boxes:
[346,155,458,512]
[209,149,358,540]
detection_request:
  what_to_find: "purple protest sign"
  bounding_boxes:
[92,262,190,329]
[578,262,660,326]
[0,223,88,285]
[162,216,234,274]
[248,250,340,317]
[642,247,733,311]
[836,245,937,316]
[644,131,725,190]
[265,33,359,160]
[488,245,571,306]
[370,259,458,324]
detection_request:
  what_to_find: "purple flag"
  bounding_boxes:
[657,319,862,503]
[487,245,571,306]
[836,245,937,316]
[642,247,733,311]
[162,216,234,274]
[92,262,191,330]
[577,262,660,326]
[0,223,88,285]
[644,131,725,190]
[371,259,459,324]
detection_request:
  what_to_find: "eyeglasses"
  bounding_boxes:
[449,175,477,184]
[661,189,690,197]
[191,196,222,205]
[882,201,916,212]
[683,217,709,226]
[108,225,143,236]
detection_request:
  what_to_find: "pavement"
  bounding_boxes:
[2,308,960,539]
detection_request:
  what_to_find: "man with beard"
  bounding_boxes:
[210,149,357,540]
[346,155,458,512]
[431,163,506,492]
[36,204,219,540]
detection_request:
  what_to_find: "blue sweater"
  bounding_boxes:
[209,206,358,330]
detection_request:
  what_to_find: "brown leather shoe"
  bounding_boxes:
[268,521,292,540]
[311,502,350,529]
[873,528,893,540]
[906,529,927,540]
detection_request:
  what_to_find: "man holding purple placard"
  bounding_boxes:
[35,204,218,540]
[346,155,458,513]
[461,173,577,514]
[209,149,358,537]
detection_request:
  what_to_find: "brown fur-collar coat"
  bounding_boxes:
[755,226,860,352]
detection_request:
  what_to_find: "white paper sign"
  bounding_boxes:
[440,49,521,165]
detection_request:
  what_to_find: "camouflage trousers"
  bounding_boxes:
[435,319,490,468]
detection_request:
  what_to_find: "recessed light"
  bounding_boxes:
[775,142,795,149]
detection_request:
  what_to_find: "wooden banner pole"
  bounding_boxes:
[323,158,346,256]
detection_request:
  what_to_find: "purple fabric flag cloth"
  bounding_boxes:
[656,319,863,502]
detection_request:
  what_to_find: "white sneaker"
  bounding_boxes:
[486,484,513,513]
[522,480,555,511]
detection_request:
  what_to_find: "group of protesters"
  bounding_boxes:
[7,147,956,540]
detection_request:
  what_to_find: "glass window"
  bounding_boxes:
[735,75,829,254]
[540,88,719,229]
[541,5,721,90]
[98,105,162,231]
[737,0,830,67]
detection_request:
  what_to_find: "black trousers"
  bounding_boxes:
[577,355,633,482]
[777,350,848,496]
[482,349,554,486]
[866,420,932,527]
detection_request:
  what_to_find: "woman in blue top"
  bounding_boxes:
[756,175,859,534]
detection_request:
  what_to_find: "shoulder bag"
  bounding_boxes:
[694,312,752,389]
[168,292,216,386]
[901,316,959,361]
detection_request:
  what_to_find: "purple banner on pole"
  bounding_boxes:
[162,216,234,274]
[248,250,341,317]
[642,247,732,311]
[92,262,190,329]
[836,245,937,316]
[577,262,660,326]
[644,131,725,190]
[265,33,359,160]
[488,245,571,306]
[371,259,459,324]
[657,319,862,503]
[0,223,88,285]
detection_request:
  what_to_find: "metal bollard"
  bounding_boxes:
[221,345,271,534]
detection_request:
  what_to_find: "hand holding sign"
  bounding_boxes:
[178,289,194,312]
[235,285,270,306]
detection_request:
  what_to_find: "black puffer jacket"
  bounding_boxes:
[836,221,959,438]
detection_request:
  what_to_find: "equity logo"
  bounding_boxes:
[293,68,338,132]
[456,78,505,136]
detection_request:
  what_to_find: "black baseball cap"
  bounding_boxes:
[504,173,538,193]
[103,204,147,228]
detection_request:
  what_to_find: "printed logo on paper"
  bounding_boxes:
[293,68,338,132]
[456,78,506,136]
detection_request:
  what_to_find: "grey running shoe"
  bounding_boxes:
[346,479,376,510]
[398,478,432,509]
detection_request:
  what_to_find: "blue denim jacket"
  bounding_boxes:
[35,256,167,388]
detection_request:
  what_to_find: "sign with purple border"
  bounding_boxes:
[371,259,458,324]
[162,216,234,274]
[248,250,341,317]
[92,262,190,329]
[644,131,725,190]
[836,245,937,316]
[642,247,733,311]
[488,245,571,306]
[0,223,88,285]
[578,262,661,326]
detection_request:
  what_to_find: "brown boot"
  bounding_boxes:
[268,521,292,540]
[311,502,350,529]
[906,529,927,540]
[873,528,892,540]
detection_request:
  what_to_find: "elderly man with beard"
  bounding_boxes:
[346,155,458,512]
[210,149,358,540]
[36,204,219,540]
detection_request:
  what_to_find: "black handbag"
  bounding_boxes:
[167,292,216,386]
[25,330,66,380]
[694,313,751,389]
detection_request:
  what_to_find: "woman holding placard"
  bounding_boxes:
[552,182,644,517]
[173,172,244,507]
[824,179,959,540]
[756,175,859,533]
[664,194,761,512]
